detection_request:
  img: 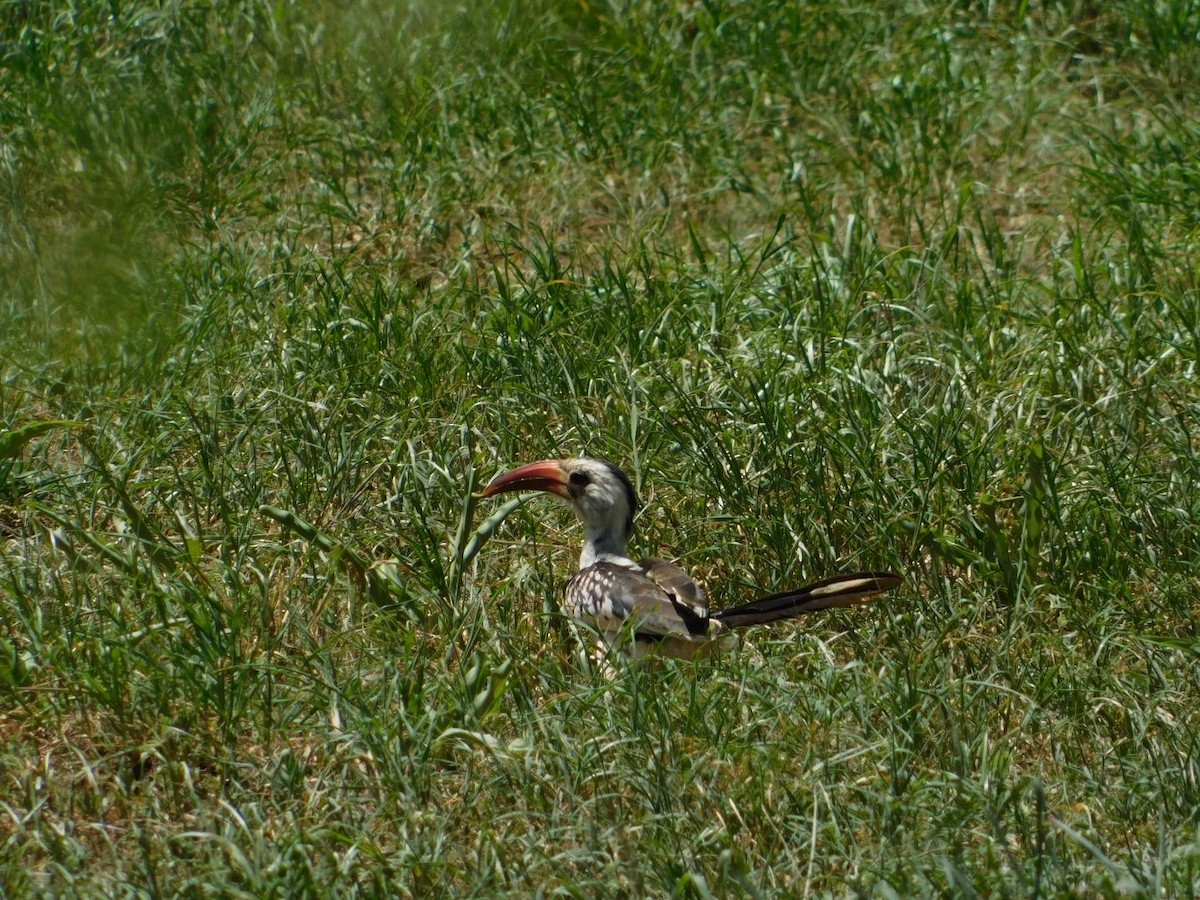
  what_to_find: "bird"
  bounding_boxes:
[481,457,901,659]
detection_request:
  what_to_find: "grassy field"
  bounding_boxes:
[3,0,1200,895]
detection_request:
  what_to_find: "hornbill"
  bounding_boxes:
[482,457,901,659]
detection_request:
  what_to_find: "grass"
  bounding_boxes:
[3,0,1200,894]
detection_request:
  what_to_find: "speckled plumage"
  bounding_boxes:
[565,558,719,658]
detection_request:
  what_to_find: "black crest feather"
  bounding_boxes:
[600,460,639,538]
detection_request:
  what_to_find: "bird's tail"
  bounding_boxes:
[712,572,901,629]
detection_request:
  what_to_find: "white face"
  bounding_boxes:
[560,458,636,540]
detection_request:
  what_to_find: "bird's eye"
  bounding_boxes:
[569,471,590,486]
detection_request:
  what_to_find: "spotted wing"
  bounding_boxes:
[564,560,711,641]
[634,557,709,618]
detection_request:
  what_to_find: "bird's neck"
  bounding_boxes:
[579,525,632,569]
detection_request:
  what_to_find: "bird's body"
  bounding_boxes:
[564,557,713,658]
[482,458,900,659]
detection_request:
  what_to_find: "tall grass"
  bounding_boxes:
[3,0,1199,894]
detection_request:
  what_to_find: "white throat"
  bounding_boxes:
[579,523,633,569]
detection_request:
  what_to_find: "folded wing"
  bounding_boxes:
[565,560,713,642]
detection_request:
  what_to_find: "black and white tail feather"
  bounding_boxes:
[483,457,901,661]
[712,571,901,629]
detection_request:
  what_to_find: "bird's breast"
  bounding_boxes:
[564,565,625,629]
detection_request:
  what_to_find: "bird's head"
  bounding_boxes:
[482,457,639,565]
